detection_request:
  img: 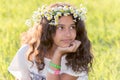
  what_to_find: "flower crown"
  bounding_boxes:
[25,4,87,27]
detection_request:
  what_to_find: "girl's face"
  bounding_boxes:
[53,16,76,48]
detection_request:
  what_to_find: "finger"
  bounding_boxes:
[73,40,81,52]
[69,41,77,52]
[76,40,81,48]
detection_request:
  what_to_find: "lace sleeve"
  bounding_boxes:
[8,44,31,80]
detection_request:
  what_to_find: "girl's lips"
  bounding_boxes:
[61,39,72,43]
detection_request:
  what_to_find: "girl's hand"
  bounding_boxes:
[55,40,81,57]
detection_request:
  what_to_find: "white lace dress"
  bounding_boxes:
[8,44,88,80]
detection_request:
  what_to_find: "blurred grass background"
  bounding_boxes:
[0,0,120,80]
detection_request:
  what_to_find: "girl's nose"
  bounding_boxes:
[65,29,71,37]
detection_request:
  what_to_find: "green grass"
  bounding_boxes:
[0,0,120,80]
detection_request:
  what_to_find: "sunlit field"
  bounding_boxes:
[0,0,120,80]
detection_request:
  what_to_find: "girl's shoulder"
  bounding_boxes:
[19,44,29,53]
[8,44,31,79]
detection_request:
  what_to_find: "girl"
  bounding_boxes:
[8,2,93,80]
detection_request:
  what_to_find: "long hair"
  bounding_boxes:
[21,3,93,73]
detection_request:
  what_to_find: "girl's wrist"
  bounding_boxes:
[54,51,63,59]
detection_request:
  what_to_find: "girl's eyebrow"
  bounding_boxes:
[58,23,75,26]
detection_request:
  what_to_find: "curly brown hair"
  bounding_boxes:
[21,2,93,73]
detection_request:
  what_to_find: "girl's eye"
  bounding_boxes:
[57,26,64,30]
[70,25,76,29]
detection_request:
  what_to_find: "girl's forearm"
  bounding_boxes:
[46,51,62,80]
